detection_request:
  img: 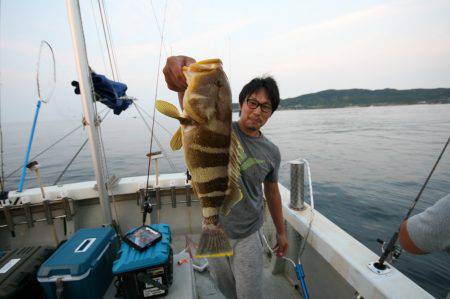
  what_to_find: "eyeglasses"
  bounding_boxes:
[246,98,272,113]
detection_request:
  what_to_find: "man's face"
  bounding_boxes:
[239,88,273,132]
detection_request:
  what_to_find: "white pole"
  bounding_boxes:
[65,0,112,224]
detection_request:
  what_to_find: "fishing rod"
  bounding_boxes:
[376,136,450,268]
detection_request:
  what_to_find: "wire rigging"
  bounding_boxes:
[96,0,117,80]
[148,0,169,58]
[5,108,109,180]
[53,109,111,185]
[101,0,121,80]
[133,102,173,136]
[145,0,168,197]
[89,0,108,75]
[133,102,176,171]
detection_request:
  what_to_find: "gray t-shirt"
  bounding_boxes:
[407,194,450,254]
[220,122,281,239]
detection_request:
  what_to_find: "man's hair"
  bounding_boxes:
[238,76,280,113]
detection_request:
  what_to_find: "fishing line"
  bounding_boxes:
[378,136,450,267]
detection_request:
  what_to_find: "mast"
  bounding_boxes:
[65,0,112,225]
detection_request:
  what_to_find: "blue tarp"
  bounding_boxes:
[72,71,132,115]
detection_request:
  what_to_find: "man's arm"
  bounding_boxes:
[399,195,450,254]
[264,180,288,257]
[399,220,427,254]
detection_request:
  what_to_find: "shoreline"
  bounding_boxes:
[232,101,450,113]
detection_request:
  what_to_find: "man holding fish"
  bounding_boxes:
[159,55,288,299]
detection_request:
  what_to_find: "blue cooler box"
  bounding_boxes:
[37,226,118,299]
[113,224,173,298]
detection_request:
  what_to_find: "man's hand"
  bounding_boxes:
[264,181,288,257]
[163,55,196,92]
[273,232,288,257]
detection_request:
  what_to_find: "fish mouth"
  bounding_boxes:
[183,58,222,73]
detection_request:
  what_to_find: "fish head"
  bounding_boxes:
[182,59,232,125]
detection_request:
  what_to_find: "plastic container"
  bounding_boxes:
[113,223,173,298]
[37,226,118,299]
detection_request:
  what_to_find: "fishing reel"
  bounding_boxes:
[142,200,154,225]
[141,188,156,225]
[376,238,402,263]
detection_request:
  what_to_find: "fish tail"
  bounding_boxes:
[196,225,233,258]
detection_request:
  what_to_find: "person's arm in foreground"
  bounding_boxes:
[399,195,450,254]
[162,55,196,109]
[264,181,288,256]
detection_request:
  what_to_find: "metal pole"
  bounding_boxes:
[65,0,112,225]
[289,160,306,211]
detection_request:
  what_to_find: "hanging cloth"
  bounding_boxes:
[71,71,132,115]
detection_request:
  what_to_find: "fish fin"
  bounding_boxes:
[155,100,189,123]
[221,131,243,215]
[196,226,233,258]
[170,127,183,150]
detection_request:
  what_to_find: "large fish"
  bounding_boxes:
[156,59,242,258]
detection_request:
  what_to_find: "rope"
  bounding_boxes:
[145,0,168,197]
[261,233,296,268]
[133,102,176,171]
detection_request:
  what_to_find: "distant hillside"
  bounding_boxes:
[232,88,450,111]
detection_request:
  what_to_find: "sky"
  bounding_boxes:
[0,0,449,122]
